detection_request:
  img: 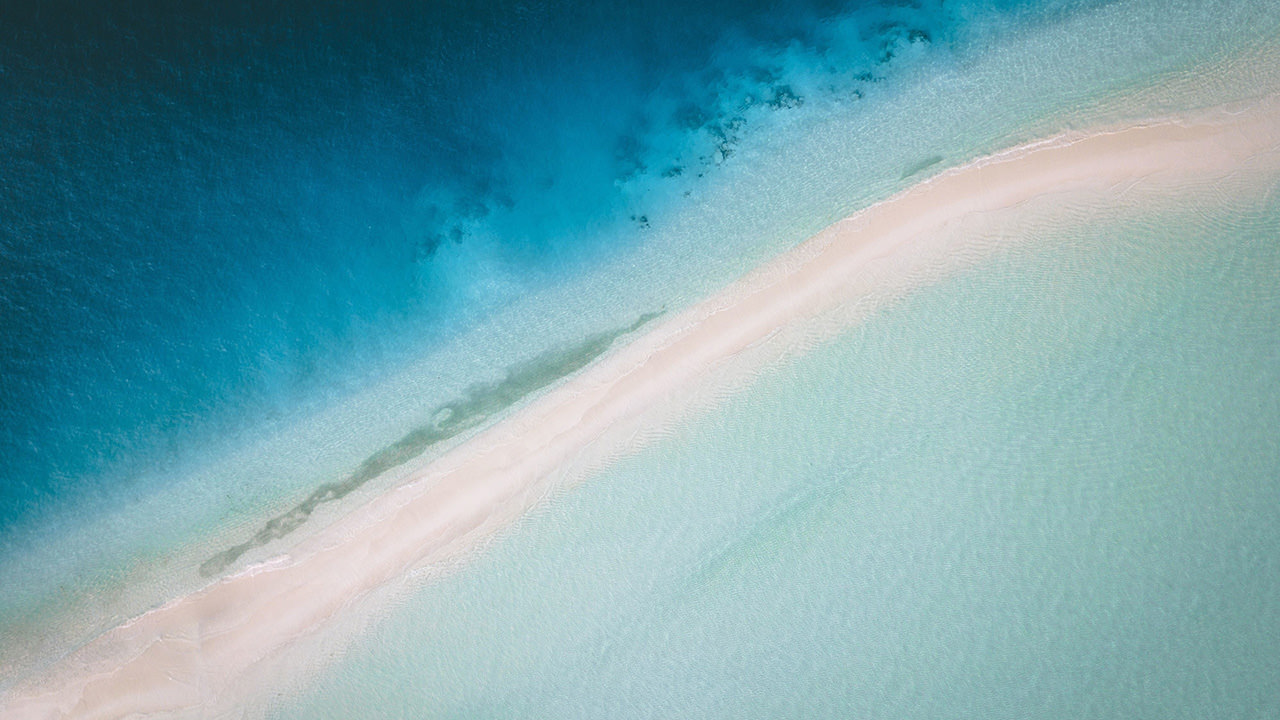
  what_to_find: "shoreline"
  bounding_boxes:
[6,96,1280,718]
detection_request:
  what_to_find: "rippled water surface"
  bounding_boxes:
[3,0,1280,707]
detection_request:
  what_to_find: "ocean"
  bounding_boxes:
[2,0,1279,712]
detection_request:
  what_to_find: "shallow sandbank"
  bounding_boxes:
[5,95,1280,719]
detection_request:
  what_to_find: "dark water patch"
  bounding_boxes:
[876,23,933,64]
[683,481,830,594]
[900,155,945,180]
[198,310,662,578]
[767,84,804,109]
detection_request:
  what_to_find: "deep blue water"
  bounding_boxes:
[0,0,1063,534]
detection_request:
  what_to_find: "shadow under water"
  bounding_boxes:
[900,154,944,180]
[198,310,663,577]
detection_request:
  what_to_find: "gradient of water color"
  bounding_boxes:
[2,0,1279,711]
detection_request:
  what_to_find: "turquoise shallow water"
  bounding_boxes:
[4,0,1280,707]
[269,187,1280,717]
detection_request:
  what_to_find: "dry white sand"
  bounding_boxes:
[6,94,1280,719]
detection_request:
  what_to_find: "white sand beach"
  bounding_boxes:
[6,94,1280,719]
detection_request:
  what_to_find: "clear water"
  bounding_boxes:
[2,0,1280,705]
[268,182,1280,720]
